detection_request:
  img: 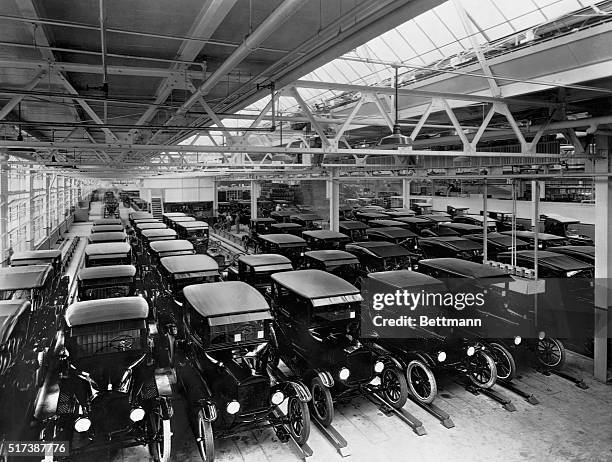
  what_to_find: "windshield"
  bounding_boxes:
[383,256,414,271]
[173,276,218,292]
[188,229,208,238]
[565,224,580,235]
[311,301,360,330]
[0,289,30,301]
[328,264,360,283]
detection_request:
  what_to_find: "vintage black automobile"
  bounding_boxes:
[10,249,63,282]
[175,220,209,252]
[290,213,322,230]
[345,241,419,282]
[227,254,293,293]
[500,231,571,249]
[542,214,593,245]
[271,222,304,236]
[549,245,595,265]
[91,224,124,234]
[93,218,122,226]
[249,218,276,235]
[452,214,498,232]
[268,270,408,426]
[85,242,133,267]
[394,216,437,236]
[135,222,168,233]
[463,232,530,259]
[364,271,498,401]
[481,210,525,232]
[302,250,360,285]
[418,236,484,262]
[270,210,294,223]
[302,230,351,250]
[141,229,178,246]
[162,212,187,226]
[129,211,155,227]
[365,227,419,251]
[355,211,388,224]
[87,231,128,244]
[37,296,173,461]
[339,220,369,241]
[257,234,307,266]
[77,265,138,301]
[149,240,195,266]
[416,258,540,379]
[177,281,312,460]
[167,216,196,231]
[417,214,452,225]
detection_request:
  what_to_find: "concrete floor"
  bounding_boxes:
[63,204,612,462]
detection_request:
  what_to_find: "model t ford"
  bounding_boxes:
[36,296,173,461]
[267,269,408,426]
[176,281,312,461]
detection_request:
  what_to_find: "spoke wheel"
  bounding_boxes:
[148,412,172,462]
[309,377,334,427]
[195,409,215,462]
[287,396,311,445]
[489,342,517,382]
[467,350,497,389]
[537,338,566,370]
[381,367,408,408]
[406,360,437,404]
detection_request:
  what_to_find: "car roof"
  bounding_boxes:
[418,215,451,222]
[550,245,595,257]
[369,219,406,227]
[251,218,277,223]
[93,218,122,225]
[0,265,53,290]
[11,249,62,261]
[501,231,566,240]
[291,213,321,220]
[347,241,415,257]
[160,254,219,274]
[498,250,593,270]
[463,232,528,245]
[0,299,31,343]
[65,296,149,327]
[85,242,131,255]
[259,234,306,245]
[239,253,292,267]
[183,281,269,318]
[339,220,368,229]
[367,227,417,238]
[133,218,161,224]
[367,270,445,289]
[177,220,209,229]
[304,250,359,263]
[91,224,124,232]
[302,230,350,240]
[357,212,387,218]
[543,214,579,223]
[418,258,509,278]
[420,236,483,250]
[135,222,167,230]
[442,223,482,230]
[162,212,186,217]
[129,212,153,219]
[88,231,127,242]
[149,240,194,253]
[458,215,496,223]
[78,265,137,280]
[141,228,178,238]
[272,222,303,228]
[271,210,293,216]
[272,269,359,299]
[395,217,430,224]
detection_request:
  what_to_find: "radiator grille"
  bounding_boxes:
[346,350,373,383]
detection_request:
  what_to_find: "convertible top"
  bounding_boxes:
[346,241,415,258]
[419,258,509,279]
[183,281,270,318]
[85,242,131,256]
[368,270,445,290]
[302,230,350,241]
[149,240,194,255]
[339,220,368,230]
[11,249,61,264]
[141,229,178,239]
[0,300,31,344]
[176,220,209,229]
[304,250,358,264]
[239,254,292,268]
[259,234,306,246]
[273,269,360,301]
[498,250,593,271]
[160,254,219,274]
[78,265,136,281]
[65,296,149,327]
[366,227,417,239]
[88,231,127,243]
[0,265,53,291]
[91,224,124,233]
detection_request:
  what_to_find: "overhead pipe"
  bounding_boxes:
[179,0,305,113]
[99,0,108,122]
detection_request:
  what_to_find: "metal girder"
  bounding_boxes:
[291,80,561,108]
[289,87,331,147]
[0,70,46,121]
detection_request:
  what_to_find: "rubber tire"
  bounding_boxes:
[381,367,409,409]
[309,377,334,427]
[467,350,497,389]
[406,360,437,405]
[195,409,215,462]
[537,337,566,370]
[287,396,311,445]
[489,342,517,382]
[148,413,172,462]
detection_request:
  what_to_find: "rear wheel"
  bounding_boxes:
[467,350,497,389]
[381,367,408,409]
[309,377,334,427]
[148,412,172,462]
[406,360,437,404]
[489,342,516,382]
[195,409,215,462]
[537,338,566,370]
[287,396,310,445]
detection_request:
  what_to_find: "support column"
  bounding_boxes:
[531,180,540,279]
[250,181,260,220]
[483,180,488,263]
[328,168,340,232]
[212,180,218,218]
[402,178,411,209]
[593,134,611,382]
[45,173,51,236]
[28,165,35,249]
[0,156,8,265]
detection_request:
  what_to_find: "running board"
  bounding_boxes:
[407,395,455,428]
[363,389,427,436]
[497,380,539,405]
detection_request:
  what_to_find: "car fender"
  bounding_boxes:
[409,350,437,370]
[315,370,334,388]
[379,354,402,371]
[274,381,312,403]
